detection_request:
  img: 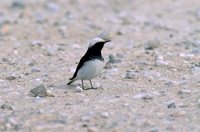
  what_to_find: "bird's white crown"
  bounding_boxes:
[89,37,105,48]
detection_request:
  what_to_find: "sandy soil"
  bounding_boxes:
[0,0,200,131]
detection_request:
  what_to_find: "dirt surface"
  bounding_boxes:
[0,0,200,131]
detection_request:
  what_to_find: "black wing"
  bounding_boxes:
[69,55,88,80]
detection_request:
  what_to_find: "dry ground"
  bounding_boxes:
[0,0,200,131]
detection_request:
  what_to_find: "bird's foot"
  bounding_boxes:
[82,87,97,90]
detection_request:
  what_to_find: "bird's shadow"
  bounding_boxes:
[49,81,98,91]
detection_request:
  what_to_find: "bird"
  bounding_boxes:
[67,37,110,90]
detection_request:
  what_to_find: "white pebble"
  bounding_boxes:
[75,86,83,92]
[47,90,55,97]
[100,112,109,118]
[156,60,168,66]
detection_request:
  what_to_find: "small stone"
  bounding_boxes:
[81,114,92,122]
[30,84,48,97]
[165,80,177,86]
[144,40,160,50]
[104,62,117,69]
[125,71,137,79]
[46,90,55,97]
[6,75,16,80]
[150,129,158,132]
[133,93,153,100]
[31,67,40,73]
[75,86,83,92]
[1,104,13,110]
[116,30,123,35]
[167,102,176,109]
[46,47,57,56]
[191,48,200,55]
[88,127,98,132]
[31,40,43,47]
[108,54,121,64]
[180,89,191,94]
[46,2,60,12]
[2,57,9,63]
[71,44,81,49]
[177,89,191,98]
[192,67,200,74]
[11,0,25,9]
[195,8,200,20]
[58,26,67,38]
[179,53,194,60]
[155,55,168,66]
[143,71,161,79]
[13,50,18,55]
[100,112,109,118]
[31,78,43,87]
[33,12,47,23]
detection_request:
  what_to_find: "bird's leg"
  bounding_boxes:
[90,80,97,90]
[81,80,85,90]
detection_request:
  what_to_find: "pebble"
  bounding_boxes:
[46,47,57,56]
[6,75,16,81]
[177,89,191,98]
[58,26,67,38]
[144,40,160,50]
[88,127,98,132]
[75,86,83,92]
[30,84,48,97]
[179,89,191,94]
[125,71,137,79]
[195,8,200,20]
[80,113,93,122]
[191,48,200,55]
[116,30,123,35]
[46,90,55,97]
[11,0,25,9]
[1,104,13,110]
[31,67,40,73]
[191,67,200,74]
[165,80,177,87]
[31,40,43,47]
[155,55,168,66]
[13,50,19,55]
[71,44,81,49]
[100,112,109,118]
[104,62,117,69]
[108,54,121,64]
[133,93,153,100]
[2,57,10,63]
[31,78,43,87]
[143,71,161,79]
[33,12,47,23]
[45,2,60,12]
[167,102,176,109]
[179,53,194,60]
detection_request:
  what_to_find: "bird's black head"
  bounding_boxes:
[86,38,110,57]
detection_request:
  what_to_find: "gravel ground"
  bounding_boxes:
[0,0,200,131]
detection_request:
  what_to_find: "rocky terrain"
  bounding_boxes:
[0,0,200,131]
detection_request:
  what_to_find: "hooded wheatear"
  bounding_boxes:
[67,37,110,90]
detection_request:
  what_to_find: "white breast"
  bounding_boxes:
[76,59,104,80]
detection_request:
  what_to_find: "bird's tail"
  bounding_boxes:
[67,78,77,85]
[67,80,74,85]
